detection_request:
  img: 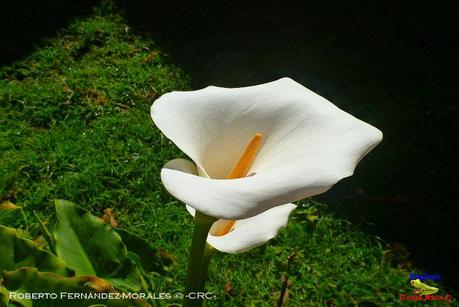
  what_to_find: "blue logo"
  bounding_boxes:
[408,273,441,282]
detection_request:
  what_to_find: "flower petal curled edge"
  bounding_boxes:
[168,158,297,254]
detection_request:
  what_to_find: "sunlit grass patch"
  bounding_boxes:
[0,4,188,214]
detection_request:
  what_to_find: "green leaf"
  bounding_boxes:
[115,229,164,273]
[105,258,145,293]
[0,225,73,276]
[53,200,143,292]
[0,286,10,306]
[2,268,150,307]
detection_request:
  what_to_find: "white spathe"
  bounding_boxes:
[166,158,297,253]
[151,78,382,220]
[204,203,296,254]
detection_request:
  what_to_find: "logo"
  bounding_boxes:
[410,279,438,295]
[399,272,453,302]
[408,273,441,281]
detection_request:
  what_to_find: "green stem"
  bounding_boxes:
[200,244,216,289]
[185,212,216,307]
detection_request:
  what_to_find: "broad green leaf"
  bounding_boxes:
[115,229,164,273]
[2,268,150,307]
[105,258,145,293]
[0,225,72,276]
[54,200,142,292]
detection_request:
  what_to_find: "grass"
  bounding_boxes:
[0,2,454,306]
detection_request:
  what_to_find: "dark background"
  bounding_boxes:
[0,1,95,65]
[2,0,458,290]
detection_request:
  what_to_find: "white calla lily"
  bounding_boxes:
[151,78,382,220]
